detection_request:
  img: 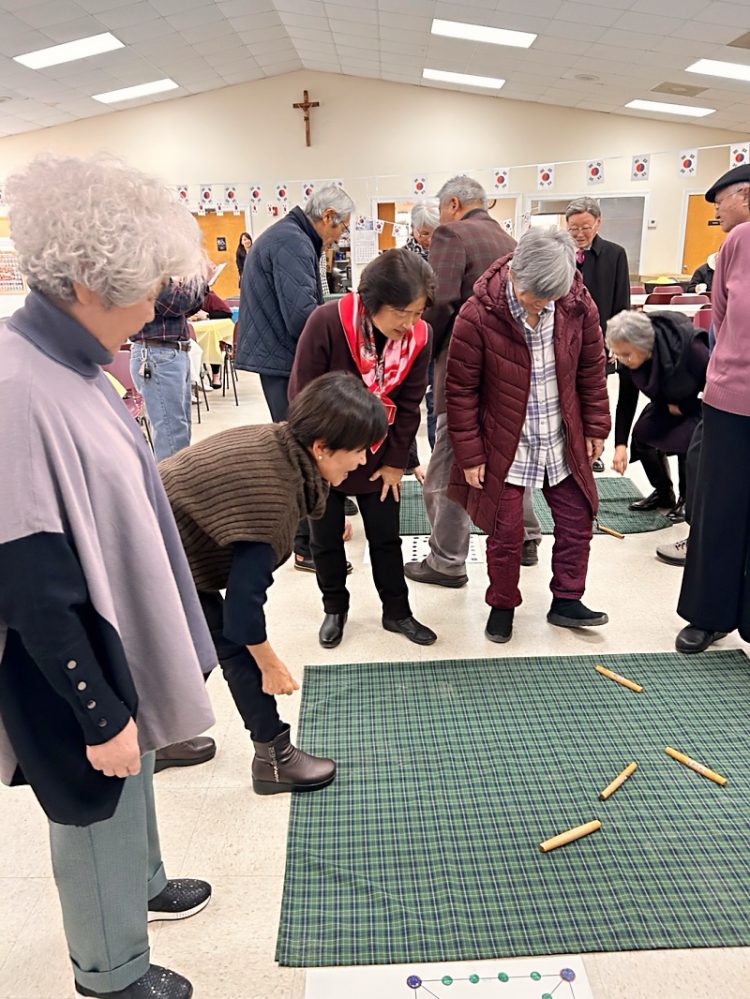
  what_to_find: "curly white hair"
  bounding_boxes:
[5,154,204,307]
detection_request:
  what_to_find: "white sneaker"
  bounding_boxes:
[655,536,688,566]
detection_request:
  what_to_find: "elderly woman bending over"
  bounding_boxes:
[446,228,611,644]
[606,310,708,524]
[0,155,215,999]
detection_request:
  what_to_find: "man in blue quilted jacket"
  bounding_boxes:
[236,184,354,567]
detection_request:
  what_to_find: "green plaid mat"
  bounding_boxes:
[398,477,672,536]
[277,650,750,966]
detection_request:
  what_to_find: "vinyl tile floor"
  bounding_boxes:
[1,372,748,999]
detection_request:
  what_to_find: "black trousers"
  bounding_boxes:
[684,419,703,525]
[199,591,285,744]
[678,404,750,638]
[637,445,686,499]
[259,373,310,557]
[310,489,411,620]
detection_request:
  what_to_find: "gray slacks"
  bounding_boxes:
[423,414,540,573]
[48,752,168,994]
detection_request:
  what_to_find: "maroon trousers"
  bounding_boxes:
[485,474,593,609]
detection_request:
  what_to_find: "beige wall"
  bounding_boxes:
[0,69,744,274]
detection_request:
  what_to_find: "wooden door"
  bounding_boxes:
[192,212,249,298]
[682,194,725,277]
[377,202,396,251]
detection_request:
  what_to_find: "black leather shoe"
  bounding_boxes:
[154,737,216,773]
[666,498,686,523]
[675,626,727,654]
[485,608,514,643]
[295,553,353,574]
[521,540,539,566]
[147,879,211,923]
[319,612,347,648]
[592,458,605,473]
[404,559,468,587]
[382,615,437,645]
[547,598,608,628]
[75,965,193,998]
[628,489,676,512]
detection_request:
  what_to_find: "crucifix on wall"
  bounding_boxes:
[292,90,319,147]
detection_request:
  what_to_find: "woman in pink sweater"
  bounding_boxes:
[676,216,750,653]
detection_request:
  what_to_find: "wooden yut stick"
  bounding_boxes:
[599,762,638,800]
[665,746,727,786]
[596,520,625,539]
[539,820,601,853]
[595,664,643,693]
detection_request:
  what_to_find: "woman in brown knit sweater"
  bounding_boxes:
[159,373,386,794]
[288,249,438,650]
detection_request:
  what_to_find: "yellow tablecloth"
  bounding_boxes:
[191,319,234,367]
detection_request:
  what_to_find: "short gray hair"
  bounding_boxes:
[605,310,655,353]
[411,200,439,231]
[565,196,601,220]
[435,175,487,210]
[509,228,577,300]
[6,154,204,307]
[304,184,355,224]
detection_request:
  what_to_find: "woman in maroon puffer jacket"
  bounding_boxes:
[446,227,611,643]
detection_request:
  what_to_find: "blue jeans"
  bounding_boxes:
[130,342,192,462]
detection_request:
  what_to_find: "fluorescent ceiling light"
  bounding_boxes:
[423,68,505,90]
[93,79,179,104]
[625,98,715,117]
[431,18,536,48]
[14,32,124,70]
[686,58,750,82]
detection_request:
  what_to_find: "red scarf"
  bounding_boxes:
[338,292,428,452]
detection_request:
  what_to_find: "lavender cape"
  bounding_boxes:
[0,292,216,788]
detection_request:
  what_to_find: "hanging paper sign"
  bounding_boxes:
[215,203,224,216]
[586,160,604,185]
[301,180,315,199]
[249,184,262,202]
[233,203,241,216]
[355,214,369,231]
[267,203,280,217]
[537,165,554,190]
[199,184,213,207]
[197,203,206,216]
[520,211,532,233]
[392,223,406,237]
[413,176,427,196]
[631,155,650,181]
[276,182,289,202]
[224,184,238,205]
[493,168,509,192]
[729,143,750,168]
[176,185,189,203]
[375,219,385,233]
[502,218,514,236]
[679,150,697,176]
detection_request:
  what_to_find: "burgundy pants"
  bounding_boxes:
[485,474,593,609]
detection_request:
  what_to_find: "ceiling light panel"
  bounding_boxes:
[625,98,715,117]
[686,58,750,82]
[92,78,179,103]
[14,32,124,69]
[423,68,505,89]
[431,18,536,48]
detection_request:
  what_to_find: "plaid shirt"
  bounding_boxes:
[505,281,571,488]
[130,278,205,343]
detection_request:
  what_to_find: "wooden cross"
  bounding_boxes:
[292,90,319,147]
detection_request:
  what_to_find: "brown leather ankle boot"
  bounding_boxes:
[251,725,335,795]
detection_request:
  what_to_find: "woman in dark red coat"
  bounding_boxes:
[446,228,611,643]
[289,249,437,650]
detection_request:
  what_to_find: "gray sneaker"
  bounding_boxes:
[655,536,688,566]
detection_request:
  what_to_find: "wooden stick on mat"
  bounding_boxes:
[596,519,625,539]
[665,746,727,787]
[539,819,601,853]
[599,762,638,800]
[595,664,644,693]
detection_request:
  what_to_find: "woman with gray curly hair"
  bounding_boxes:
[0,154,216,999]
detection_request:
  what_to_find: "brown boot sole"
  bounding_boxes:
[252,773,336,795]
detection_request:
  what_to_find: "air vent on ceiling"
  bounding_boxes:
[728,31,750,50]
[651,81,707,97]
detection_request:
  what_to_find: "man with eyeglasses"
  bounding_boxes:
[565,197,630,471]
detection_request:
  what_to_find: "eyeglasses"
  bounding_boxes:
[714,186,748,207]
[567,224,596,234]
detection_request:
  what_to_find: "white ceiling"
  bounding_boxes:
[0,0,750,138]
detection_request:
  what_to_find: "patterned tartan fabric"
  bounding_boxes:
[398,477,671,536]
[277,649,750,966]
